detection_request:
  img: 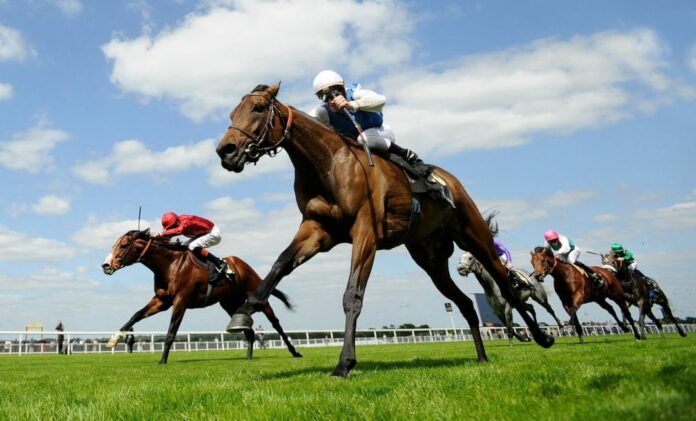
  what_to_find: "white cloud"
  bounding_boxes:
[593,213,617,223]
[71,216,157,250]
[102,0,412,121]
[542,190,598,208]
[48,0,83,17]
[32,194,71,215]
[636,200,696,230]
[72,139,216,184]
[0,226,76,261]
[0,121,69,173]
[0,267,99,292]
[382,29,674,156]
[0,24,35,61]
[206,150,292,186]
[0,82,13,100]
[476,198,548,230]
[688,45,696,73]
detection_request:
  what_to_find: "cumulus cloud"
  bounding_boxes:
[102,0,413,121]
[0,24,35,61]
[0,82,12,100]
[0,267,99,292]
[476,198,548,230]
[0,121,69,173]
[0,226,76,261]
[542,190,598,208]
[593,213,617,223]
[71,216,157,251]
[48,0,83,17]
[72,138,216,184]
[688,45,696,73]
[382,29,673,156]
[32,194,71,215]
[636,200,696,229]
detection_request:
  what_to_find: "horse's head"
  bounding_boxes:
[530,246,555,280]
[216,83,290,173]
[457,252,479,277]
[101,229,151,275]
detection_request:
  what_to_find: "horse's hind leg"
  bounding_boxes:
[220,299,256,359]
[646,308,665,337]
[261,304,303,357]
[636,299,649,340]
[407,240,488,363]
[658,300,687,337]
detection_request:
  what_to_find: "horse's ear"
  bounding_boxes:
[268,82,281,98]
[530,251,533,256]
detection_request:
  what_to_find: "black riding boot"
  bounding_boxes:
[193,248,234,284]
[388,143,423,165]
[576,261,603,287]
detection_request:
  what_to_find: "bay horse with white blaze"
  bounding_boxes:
[215,84,554,377]
[101,229,302,364]
[530,247,641,343]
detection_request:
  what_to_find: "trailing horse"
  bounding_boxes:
[215,83,554,377]
[530,247,641,343]
[602,254,686,338]
[457,251,564,346]
[101,229,302,364]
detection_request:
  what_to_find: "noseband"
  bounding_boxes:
[227,94,294,162]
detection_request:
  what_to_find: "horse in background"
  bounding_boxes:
[101,229,302,364]
[602,254,686,338]
[216,83,553,377]
[530,247,641,343]
[458,251,564,346]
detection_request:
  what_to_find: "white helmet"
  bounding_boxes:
[312,70,344,94]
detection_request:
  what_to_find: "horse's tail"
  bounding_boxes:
[271,288,295,311]
[483,210,499,237]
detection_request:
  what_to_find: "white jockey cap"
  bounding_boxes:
[312,70,344,94]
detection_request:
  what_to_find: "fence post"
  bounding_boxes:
[187,334,191,352]
[150,334,155,353]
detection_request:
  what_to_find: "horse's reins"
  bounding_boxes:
[136,238,153,263]
[227,94,294,162]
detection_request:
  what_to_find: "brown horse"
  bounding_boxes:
[602,254,687,338]
[215,83,553,377]
[530,247,641,343]
[101,229,302,364]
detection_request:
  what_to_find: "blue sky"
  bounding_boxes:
[1,0,695,333]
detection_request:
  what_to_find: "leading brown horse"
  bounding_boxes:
[530,247,641,343]
[215,84,553,377]
[101,229,302,363]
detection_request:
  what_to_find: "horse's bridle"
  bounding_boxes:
[227,94,294,162]
[531,252,557,280]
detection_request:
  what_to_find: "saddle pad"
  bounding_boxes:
[570,264,587,277]
[601,264,617,273]
[512,269,532,286]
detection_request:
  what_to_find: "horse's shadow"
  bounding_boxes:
[266,356,482,379]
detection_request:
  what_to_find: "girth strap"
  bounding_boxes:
[402,197,421,243]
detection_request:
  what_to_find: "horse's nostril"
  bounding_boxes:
[218,143,237,158]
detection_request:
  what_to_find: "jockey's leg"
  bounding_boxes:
[365,124,423,165]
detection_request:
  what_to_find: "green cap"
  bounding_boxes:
[611,243,623,252]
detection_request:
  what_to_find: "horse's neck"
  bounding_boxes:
[284,107,356,185]
[140,243,185,283]
[473,267,499,294]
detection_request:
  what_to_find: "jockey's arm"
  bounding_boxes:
[555,237,572,254]
[348,88,385,112]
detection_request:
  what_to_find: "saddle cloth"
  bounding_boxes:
[571,264,588,278]
[512,269,533,286]
[387,153,454,207]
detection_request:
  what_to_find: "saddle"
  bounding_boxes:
[512,269,533,287]
[570,264,588,278]
[187,251,232,287]
[387,153,455,208]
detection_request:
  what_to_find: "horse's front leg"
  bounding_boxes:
[160,297,187,364]
[228,220,334,330]
[107,296,170,348]
[332,225,376,378]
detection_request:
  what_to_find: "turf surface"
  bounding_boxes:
[0,334,693,420]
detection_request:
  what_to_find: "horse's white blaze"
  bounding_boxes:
[103,252,113,267]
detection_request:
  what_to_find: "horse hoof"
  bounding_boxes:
[226,314,253,332]
[293,352,304,358]
[534,332,555,348]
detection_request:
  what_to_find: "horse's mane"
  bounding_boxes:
[533,246,553,256]
[125,229,189,252]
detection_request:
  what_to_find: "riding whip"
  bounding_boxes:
[329,91,375,167]
[138,205,142,231]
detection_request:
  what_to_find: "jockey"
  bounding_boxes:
[610,243,637,271]
[544,229,603,287]
[155,212,234,284]
[309,70,423,165]
[494,238,513,269]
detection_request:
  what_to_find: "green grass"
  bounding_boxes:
[0,335,694,420]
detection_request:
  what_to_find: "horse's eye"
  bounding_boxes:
[253,104,265,113]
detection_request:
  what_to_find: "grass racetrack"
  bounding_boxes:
[0,334,694,420]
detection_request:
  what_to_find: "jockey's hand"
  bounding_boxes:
[328,94,349,113]
[150,231,160,237]
[506,262,514,270]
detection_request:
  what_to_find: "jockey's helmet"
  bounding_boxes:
[162,212,179,229]
[313,70,344,98]
[544,229,559,242]
[611,243,624,253]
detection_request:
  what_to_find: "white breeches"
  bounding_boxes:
[627,261,637,271]
[557,248,581,264]
[360,124,394,152]
[183,225,221,250]
[499,254,509,265]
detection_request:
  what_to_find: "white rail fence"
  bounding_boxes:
[1,323,693,356]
